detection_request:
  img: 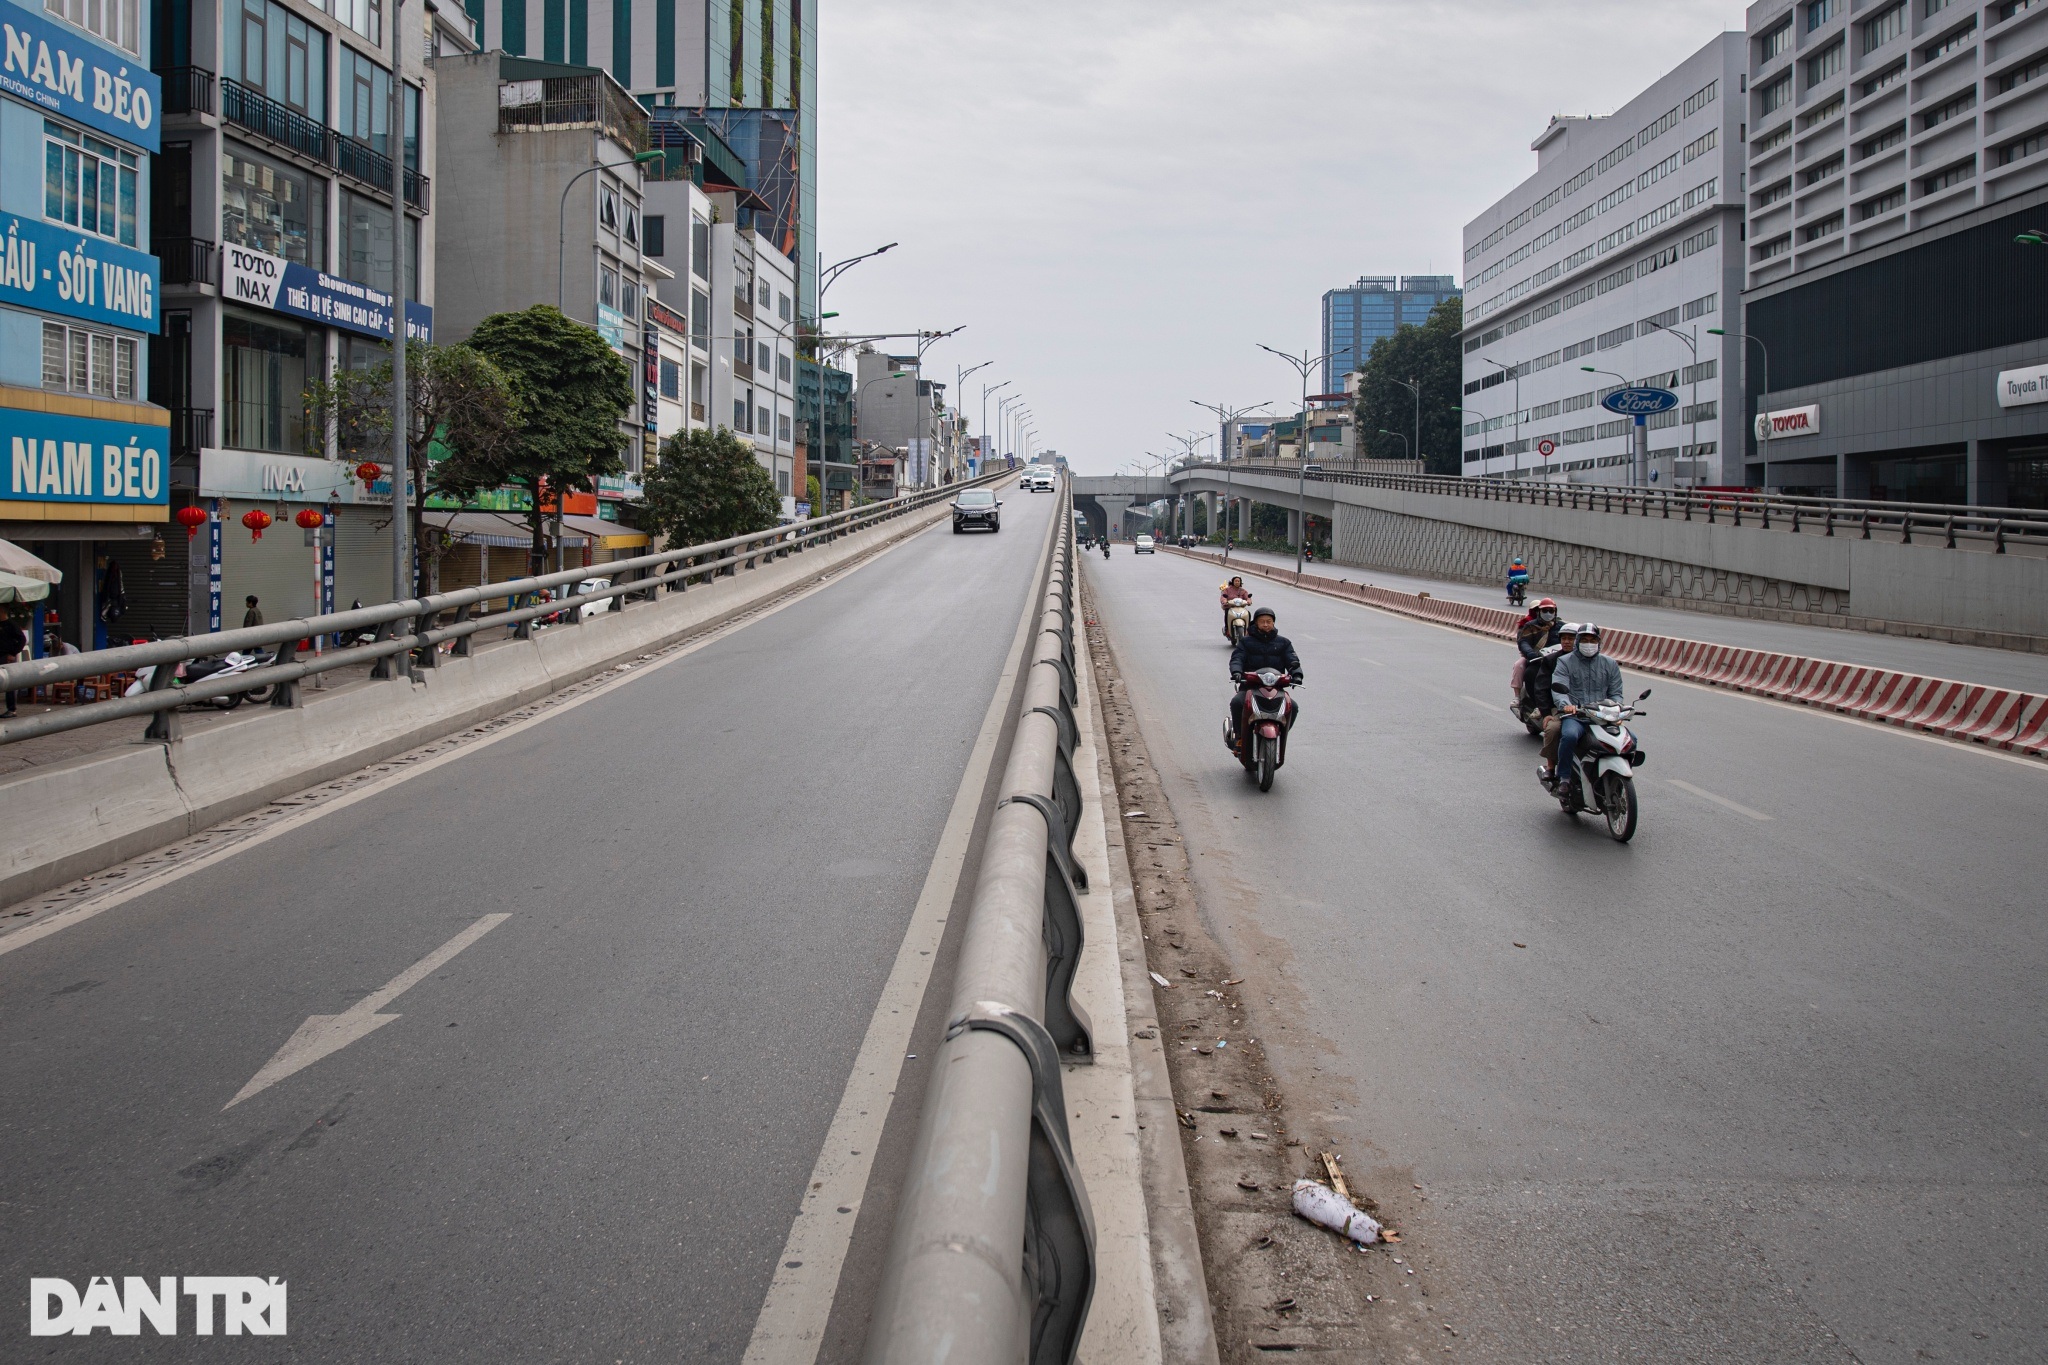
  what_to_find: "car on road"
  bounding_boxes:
[952,488,1001,533]
[1022,468,1056,492]
[1134,535,1156,554]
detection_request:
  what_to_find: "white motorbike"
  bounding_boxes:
[126,650,276,709]
[1223,598,1252,645]
[1550,690,1651,842]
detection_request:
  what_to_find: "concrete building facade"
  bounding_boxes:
[1461,33,1747,488]
[1740,0,2048,506]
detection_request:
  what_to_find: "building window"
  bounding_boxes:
[44,121,139,248]
[691,288,710,344]
[1757,233,1793,259]
[1860,62,1906,97]
[1760,21,1793,60]
[624,205,641,249]
[691,216,709,280]
[223,144,326,267]
[777,412,791,441]
[1805,40,1843,86]
[776,350,791,382]
[1923,90,1977,131]
[340,188,418,295]
[224,0,328,119]
[1921,157,1976,193]
[2000,130,2048,165]
[645,214,667,257]
[2000,55,2048,94]
[44,0,140,55]
[1860,124,1906,159]
[1759,74,1793,114]
[1859,185,1907,217]
[758,280,771,307]
[777,291,791,321]
[1755,123,1793,155]
[599,263,619,311]
[1921,20,1976,64]
[659,358,681,399]
[1802,212,1844,242]
[223,307,322,454]
[1806,0,1836,30]
[599,186,620,232]
[757,405,770,435]
[1924,0,1951,15]
[757,340,771,372]
[1803,154,1844,186]
[1862,5,1904,52]
[42,323,138,399]
[334,0,383,45]
[1682,293,1717,321]
[1756,177,1792,206]
[2000,0,2043,21]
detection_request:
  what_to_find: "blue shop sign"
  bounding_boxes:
[223,243,433,342]
[1599,387,1679,417]
[5,408,170,505]
[0,214,158,332]
[0,5,160,152]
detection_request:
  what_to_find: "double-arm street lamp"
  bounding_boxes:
[1642,319,1700,483]
[955,361,992,478]
[1256,344,1341,573]
[982,379,1011,473]
[1707,328,1771,468]
[1192,399,1272,563]
[1479,357,1520,479]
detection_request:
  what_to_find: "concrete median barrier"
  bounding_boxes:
[1172,548,2048,760]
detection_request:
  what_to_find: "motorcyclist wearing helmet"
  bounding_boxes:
[1516,597,1561,661]
[1534,622,1580,777]
[1507,556,1531,601]
[1543,623,1625,788]
[1226,605,1303,754]
[1219,576,1253,639]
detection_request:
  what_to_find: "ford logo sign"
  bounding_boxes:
[1600,387,1681,415]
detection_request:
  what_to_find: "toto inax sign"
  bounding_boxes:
[1754,404,1821,441]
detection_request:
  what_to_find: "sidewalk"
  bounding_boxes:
[1205,545,2048,694]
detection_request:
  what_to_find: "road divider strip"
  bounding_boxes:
[1169,548,2048,759]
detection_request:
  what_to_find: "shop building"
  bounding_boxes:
[1740,0,2048,504]
[1,0,172,651]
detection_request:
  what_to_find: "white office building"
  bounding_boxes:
[1461,32,1747,486]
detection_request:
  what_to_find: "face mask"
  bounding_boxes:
[1577,641,1599,658]
[1538,610,1555,622]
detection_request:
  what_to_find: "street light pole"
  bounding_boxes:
[981,379,1010,475]
[1256,344,1340,574]
[954,361,991,478]
[1580,365,1640,485]
[806,242,897,508]
[1643,319,1699,486]
[1192,400,1271,562]
[1481,357,1519,479]
[1708,327,1771,479]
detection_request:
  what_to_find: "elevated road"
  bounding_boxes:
[0,491,1056,1361]
[1085,547,2047,1363]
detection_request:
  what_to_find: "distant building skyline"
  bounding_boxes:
[1320,275,1461,392]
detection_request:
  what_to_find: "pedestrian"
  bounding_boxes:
[242,595,264,629]
[1,609,27,717]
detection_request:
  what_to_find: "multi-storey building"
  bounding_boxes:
[853,349,947,489]
[708,211,798,507]
[1,0,171,650]
[1741,0,2048,505]
[466,0,815,317]
[1321,275,1459,392]
[1461,33,1747,487]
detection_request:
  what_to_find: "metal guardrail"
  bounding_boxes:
[0,474,1006,748]
[1183,462,2048,555]
[866,490,1097,1365]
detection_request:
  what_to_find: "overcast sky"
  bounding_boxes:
[816,0,1748,475]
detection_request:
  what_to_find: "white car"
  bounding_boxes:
[1022,469,1056,492]
[1134,535,1156,554]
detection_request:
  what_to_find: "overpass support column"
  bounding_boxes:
[1287,507,1301,547]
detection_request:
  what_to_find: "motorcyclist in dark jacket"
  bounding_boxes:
[1516,597,1561,661]
[1226,607,1302,752]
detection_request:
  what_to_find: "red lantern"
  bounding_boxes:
[356,462,383,485]
[174,505,209,540]
[295,508,325,530]
[241,508,273,541]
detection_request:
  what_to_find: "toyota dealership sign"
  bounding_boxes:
[1754,404,1820,441]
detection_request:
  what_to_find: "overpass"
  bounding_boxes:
[1070,474,1172,541]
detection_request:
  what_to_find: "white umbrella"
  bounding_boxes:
[0,569,53,603]
[0,540,62,584]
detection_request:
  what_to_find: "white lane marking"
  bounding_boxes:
[1460,694,1508,716]
[1666,778,1773,822]
[740,497,1062,1365]
[226,913,510,1109]
[0,511,967,961]
[1360,656,1385,667]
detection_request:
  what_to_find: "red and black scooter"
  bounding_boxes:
[1231,668,1299,792]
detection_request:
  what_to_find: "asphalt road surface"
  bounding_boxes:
[0,488,1053,1362]
[1086,547,2047,1364]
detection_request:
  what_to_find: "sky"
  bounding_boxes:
[816,0,1749,476]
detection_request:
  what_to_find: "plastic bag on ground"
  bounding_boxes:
[1291,1179,1381,1244]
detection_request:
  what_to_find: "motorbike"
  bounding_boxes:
[1223,598,1253,645]
[1507,577,1529,607]
[1101,540,1111,560]
[1548,690,1652,842]
[125,649,277,709]
[1510,644,1564,737]
[1229,667,1299,792]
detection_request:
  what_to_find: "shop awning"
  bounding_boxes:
[425,511,649,551]
[0,540,64,583]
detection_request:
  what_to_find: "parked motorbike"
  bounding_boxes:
[1229,667,1299,792]
[125,649,277,709]
[1548,690,1651,842]
[1223,599,1253,646]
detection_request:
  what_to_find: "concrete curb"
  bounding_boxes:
[1174,547,2048,759]
[1,505,956,909]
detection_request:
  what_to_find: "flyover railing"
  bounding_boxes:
[1175,462,2048,556]
[0,472,1006,748]
[866,489,1098,1365]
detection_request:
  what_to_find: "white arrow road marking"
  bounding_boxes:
[226,914,510,1109]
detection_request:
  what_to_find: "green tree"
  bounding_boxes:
[445,305,634,573]
[639,426,780,550]
[305,340,522,589]
[1354,295,1465,475]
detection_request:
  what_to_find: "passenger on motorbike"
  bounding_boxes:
[1516,597,1561,661]
[1226,606,1303,753]
[1543,623,1624,788]
[1533,622,1579,776]
[1219,576,1253,639]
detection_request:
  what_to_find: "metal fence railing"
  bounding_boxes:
[866,489,1097,1365]
[1180,462,2048,556]
[0,474,1005,749]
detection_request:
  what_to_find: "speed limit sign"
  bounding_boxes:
[1537,438,1557,457]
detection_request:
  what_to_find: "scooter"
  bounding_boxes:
[1510,644,1565,737]
[1223,599,1253,645]
[1547,691,1651,842]
[126,649,277,709]
[1507,577,1529,607]
[1101,540,1111,560]
[1228,668,1299,792]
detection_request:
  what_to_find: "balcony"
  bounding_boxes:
[221,79,329,163]
[169,408,214,458]
[157,65,215,117]
[152,236,217,286]
[496,73,648,150]
[334,134,431,210]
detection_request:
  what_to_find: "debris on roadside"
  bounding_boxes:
[1150,971,1173,988]
[1292,1179,1382,1245]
